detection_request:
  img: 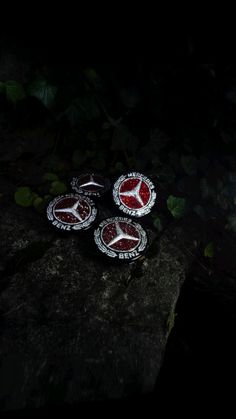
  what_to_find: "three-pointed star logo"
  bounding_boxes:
[107,222,139,247]
[55,199,84,222]
[79,174,103,189]
[120,179,145,207]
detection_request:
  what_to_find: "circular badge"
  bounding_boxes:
[113,172,156,217]
[94,217,148,261]
[71,173,110,197]
[47,193,97,231]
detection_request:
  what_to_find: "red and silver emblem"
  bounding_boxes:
[71,173,110,197]
[94,217,148,260]
[47,193,97,231]
[113,172,156,217]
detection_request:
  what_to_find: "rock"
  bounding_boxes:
[0,202,201,410]
[0,204,54,272]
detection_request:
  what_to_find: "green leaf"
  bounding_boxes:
[153,216,163,232]
[29,78,58,109]
[86,149,96,158]
[65,104,81,128]
[119,86,140,108]
[204,242,214,258]
[156,165,176,184]
[5,81,25,104]
[167,195,186,219]
[33,197,45,212]
[43,195,52,205]
[228,172,236,183]
[200,178,214,199]
[43,172,59,182]
[49,181,67,196]
[74,94,101,122]
[0,82,6,94]
[227,215,236,233]
[109,161,126,174]
[43,155,65,172]
[193,205,206,220]
[83,67,102,90]
[181,154,198,176]
[217,193,229,211]
[115,161,126,172]
[31,192,39,201]
[14,187,35,207]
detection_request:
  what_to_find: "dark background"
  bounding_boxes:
[0,29,236,411]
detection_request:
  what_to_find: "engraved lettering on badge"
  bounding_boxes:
[113,172,156,217]
[47,194,97,231]
[94,216,147,260]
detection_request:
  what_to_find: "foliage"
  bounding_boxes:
[181,154,198,176]
[204,242,214,258]
[0,81,6,93]
[14,187,36,207]
[152,215,163,232]
[226,215,236,233]
[193,205,206,220]
[28,78,58,109]
[6,81,26,104]
[33,197,45,212]
[15,173,67,211]
[49,181,67,196]
[42,173,59,182]
[167,195,186,219]
[2,60,234,252]
[0,80,26,104]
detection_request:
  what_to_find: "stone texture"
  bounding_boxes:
[0,200,201,410]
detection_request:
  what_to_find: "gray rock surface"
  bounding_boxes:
[0,201,201,410]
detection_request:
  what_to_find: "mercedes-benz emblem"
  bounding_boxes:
[71,173,110,197]
[94,216,148,260]
[47,193,97,231]
[112,172,156,217]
